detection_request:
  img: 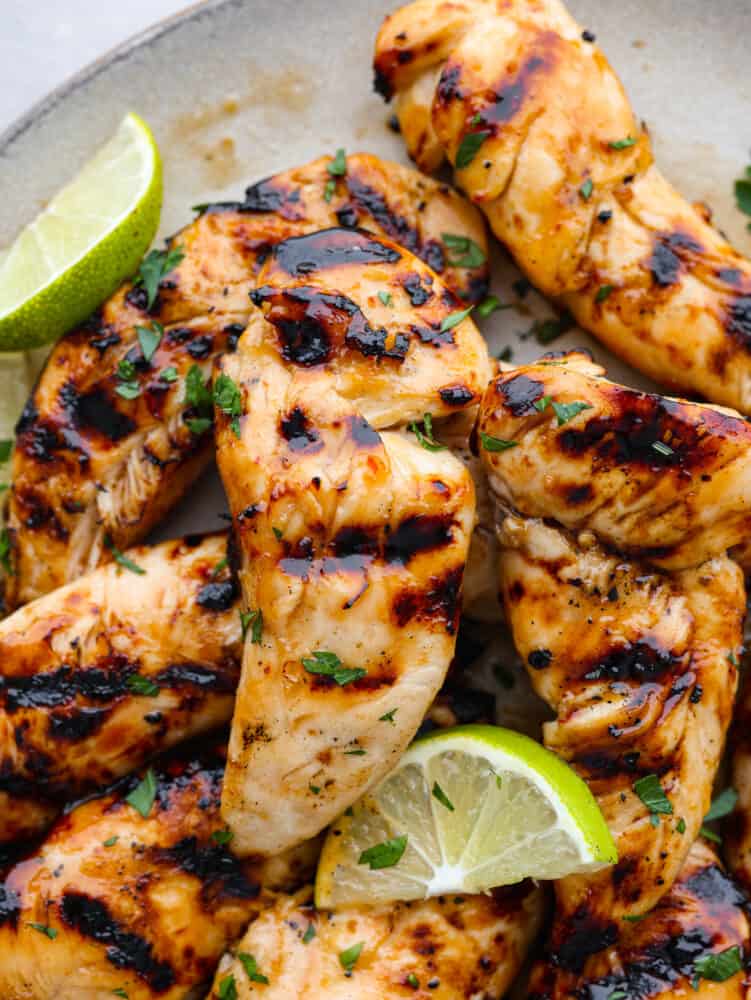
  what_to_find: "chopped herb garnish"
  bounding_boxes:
[184,363,214,414]
[344,748,367,756]
[379,708,398,724]
[212,557,228,578]
[705,787,738,822]
[579,178,594,200]
[328,148,347,177]
[217,974,238,1000]
[238,953,269,985]
[103,835,119,847]
[0,439,12,462]
[633,773,673,816]
[115,381,140,400]
[213,373,242,438]
[359,835,408,870]
[378,290,393,306]
[533,395,551,413]
[407,973,420,989]
[272,526,283,540]
[160,366,178,383]
[652,440,674,457]
[476,295,510,319]
[727,651,739,667]
[127,674,159,697]
[456,129,492,169]
[622,912,649,923]
[28,922,57,940]
[432,782,455,811]
[607,991,627,1000]
[552,400,593,426]
[211,828,234,845]
[609,136,637,150]
[105,535,146,575]
[692,945,742,987]
[596,284,614,303]
[441,233,486,268]
[125,768,157,818]
[408,412,446,451]
[302,650,366,686]
[440,305,474,332]
[135,245,185,310]
[0,529,13,575]
[186,417,212,435]
[479,432,518,452]
[339,942,364,973]
[136,322,163,363]
[700,824,722,844]
[309,784,321,794]
[529,312,574,345]
[676,817,686,834]
[116,359,140,399]
[302,922,316,944]
[239,609,263,644]
[324,178,336,202]
[735,167,751,231]
[112,990,129,999]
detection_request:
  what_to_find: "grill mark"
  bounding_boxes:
[439,385,475,406]
[581,640,681,683]
[0,658,137,712]
[196,578,239,612]
[150,837,260,904]
[0,885,21,928]
[272,228,401,276]
[498,374,545,415]
[393,565,463,634]
[345,176,419,255]
[89,329,121,354]
[347,311,409,359]
[385,515,454,564]
[60,891,175,991]
[727,295,751,350]
[553,909,618,973]
[280,406,323,454]
[70,388,136,442]
[48,706,109,742]
[154,663,238,693]
[239,178,303,219]
[682,863,748,910]
[648,232,704,288]
[186,334,214,359]
[402,272,433,307]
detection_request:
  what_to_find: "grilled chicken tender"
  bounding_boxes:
[0,739,318,1000]
[480,358,751,573]
[374,0,751,414]
[209,881,544,999]
[5,153,489,609]
[216,227,491,856]
[527,840,750,1000]
[0,532,240,843]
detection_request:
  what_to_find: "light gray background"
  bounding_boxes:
[0,1,189,131]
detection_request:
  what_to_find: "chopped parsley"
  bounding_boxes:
[359,835,408,870]
[239,609,263,644]
[212,557,228,578]
[551,400,592,426]
[379,708,398,724]
[302,650,366,686]
[652,440,674,457]
[734,165,751,231]
[136,322,163,363]
[302,922,316,944]
[692,946,742,988]
[440,305,474,332]
[441,233,486,268]
[479,432,518,452]
[378,290,393,306]
[579,178,594,200]
[328,148,347,177]
[529,312,574,345]
[704,787,738,825]
[607,991,627,1000]
[309,783,321,794]
[700,825,722,844]
[186,417,212,435]
[135,245,185,310]
[609,136,637,150]
[0,529,13,575]
[115,358,140,399]
[344,748,367,756]
[323,178,336,202]
[272,526,283,540]
[596,284,614,303]
[238,953,269,985]
[211,828,234,845]
[125,767,157,818]
[676,817,686,834]
[339,941,364,973]
[184,363,214,415]
[432,782,455,811]
[0,439,12,462]
[476,295,510,318]
[408,412,446,451]
[407,973,420,989]
[160,366,178,383]
[112,990,129,999]
[727,651,739,667]
[103,835,119,847]
[217,974,237,1000]
[105,535,146,575]
[533,395,551,412]
[27,922,57,940]
[213,373,242,438]
[456,129,491,169]
[633,774,672,816]
[127,674,159,697]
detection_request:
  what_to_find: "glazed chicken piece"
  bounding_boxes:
[208,881,544,999]
[528,840,750,999]
[0,532,241,844]
[0,738,318,1000]
[480,357,751,572]
[215,227,492,856]
[374,0,751,414]
[5,153,489,609]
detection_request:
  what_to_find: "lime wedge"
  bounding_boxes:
[315,724,617,908]
[0,112,162,350]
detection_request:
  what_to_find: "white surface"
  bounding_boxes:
[0,0,190,132]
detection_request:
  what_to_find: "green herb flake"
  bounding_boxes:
[432,782,455,812]
[596,285,614,303]
[609,136,637,150]
[476,295,510,319]
[0,529,13,575]
[184,363,214,415]
[379,708,398,724]
[359,835,408,870]
[160,366,178,383]
[456,129,492,169]
[692,945,742,986]
[339,941,364,973]
[378,290,393,306]
[239,609,263,644]
[324,178,336,202]
[440,306,473,332]
[622,912,649,923]
[479,432,518,452]
[704,787,738,822]
[212,557,228,578]
[105,535,146,576]
[607,991,628,1000]
[633,774,673,816]
[213,373,242,438]
[0,439,12,462]
[127,674,159,697]
[552,400,593,426]
[211,828,234,846]
[112,990,129,999]
[125,767,157,819]
[579,178,594,200]
[302,650,366,686]
[700,824,722,844]
[727,651,739,667]
[217,973,238,1000]
[302,922,316,944]
[272,526,283,540]
[27,922,57,940]
[408,412,446,452]
[735,174,751,229]
[676,817,686,834]
[652,440,674,457]
[407,973,420,989]
[441,233,486,268]
[238,952,270,985]
[135,245,185,310]
[533,395,551,413]
[186,417,212,435]
[309,783,321,794]
[328,148,348,177]
[530,312,574,345]
[344,748,367,756]
[103,835,119,847]
[115,381,141,400]
[115,358,140,399]
[136,322,163,363]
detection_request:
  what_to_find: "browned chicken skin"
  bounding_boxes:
[374,0,751,414]
[215,227,492,855]
[527,840,751,999]
[0,738,318,1000]
[0,532,241,843]
[5,153,489,608]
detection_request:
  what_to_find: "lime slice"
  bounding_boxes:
[315,724,617,907]
[0,112,162,351]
